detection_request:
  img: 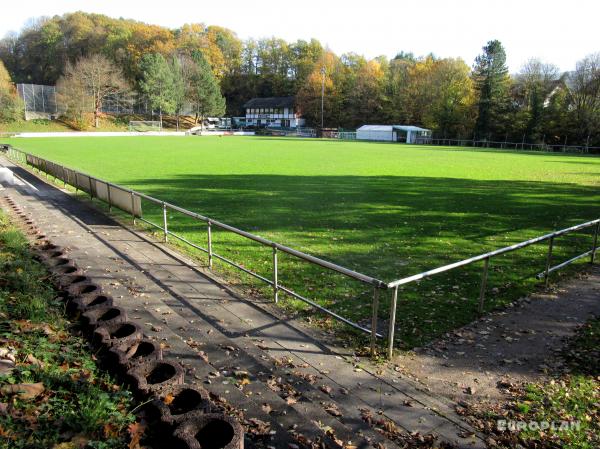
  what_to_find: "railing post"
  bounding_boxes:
[592,222,599,264]
[88,176,93,200]
[370,287,380,357]
[162,202,168,242]
[387,286,398,359]
[107,185,112,212]
[207,220,213,268]
[478,256,490,315]
[544,236,554,287]
[130,192,136,225]
[61,165,67,187]
[272,245,279,303]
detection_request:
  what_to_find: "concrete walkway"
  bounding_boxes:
[398,265,600,404]
[0,155,484,449]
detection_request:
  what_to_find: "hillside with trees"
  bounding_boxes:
[0,11,599,145]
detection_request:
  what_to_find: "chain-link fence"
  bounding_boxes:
[16,83,199,119]
[17,84,59,119]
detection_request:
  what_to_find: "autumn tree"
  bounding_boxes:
[472,40,511,140]
[423,58,476,138]
[0,59,23,122]
[383,52,416,123]
[342,55,388,127]
[297,51,344,127]
[57,54,130,128]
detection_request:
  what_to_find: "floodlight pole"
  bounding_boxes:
[320,67,326,130]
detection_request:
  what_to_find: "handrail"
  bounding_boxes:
[3,145,385,343]
[429,138,600,153]
[3,144,598,359]
[104,177,385,287]
[385,218,599,358]
[387,218,600,288]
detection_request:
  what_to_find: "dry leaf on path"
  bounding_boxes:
[1,382,45,400]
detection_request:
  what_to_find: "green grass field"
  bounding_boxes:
[6,136,600,348]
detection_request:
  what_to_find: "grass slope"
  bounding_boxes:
[0,210,135,448]
[466,317,600,449]
[7,136,600,347]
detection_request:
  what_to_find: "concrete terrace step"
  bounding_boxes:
[0,156,486,449]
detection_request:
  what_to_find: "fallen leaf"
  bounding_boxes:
[320,385,333,396]
[324,403,342,417]
[1,382,44,400]
[127,422,146,449]
[25,354,44,368]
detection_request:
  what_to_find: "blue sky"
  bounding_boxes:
[1,0,598,72]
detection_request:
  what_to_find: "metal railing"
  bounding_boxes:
[428,138,600,154]
[384,219,600,358]
[2,144,598,359]
[3,146,386,341]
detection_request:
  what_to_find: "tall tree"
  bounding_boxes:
[343,56,387,127]
[514,59,560,142]
[472,40,511,139]
[567,53,600,146]
[422,58,477,138]
[296,51,344,127]
[170,55,189,131]
[56,54,130,128]
[187,51,226,127]
[139,53,177,127]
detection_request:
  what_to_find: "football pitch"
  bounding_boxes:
[9,136,600,347]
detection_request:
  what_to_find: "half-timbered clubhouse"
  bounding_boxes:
[241,96,305,128]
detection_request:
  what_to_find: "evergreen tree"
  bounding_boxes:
[188,51,225,127]
[139,53,177,127]
[170,56,188,131]
[472,40,511,140]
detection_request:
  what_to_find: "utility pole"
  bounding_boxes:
[586,134,590,151]
[320,66,326,130]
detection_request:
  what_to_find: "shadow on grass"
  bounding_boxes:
[118,173,599,346]
[123,174,598,251]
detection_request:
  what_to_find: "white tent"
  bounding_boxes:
[356,125,431,143]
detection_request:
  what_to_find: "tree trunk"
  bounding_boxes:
[176,113,179,131]
[94,107,99,128]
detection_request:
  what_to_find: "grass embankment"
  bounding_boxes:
[464,317,599,449]
[0,117,132,133]
[0,210,135,449]
[0,119,74,133]
[0,114,199,134]
[7,136,600,348]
